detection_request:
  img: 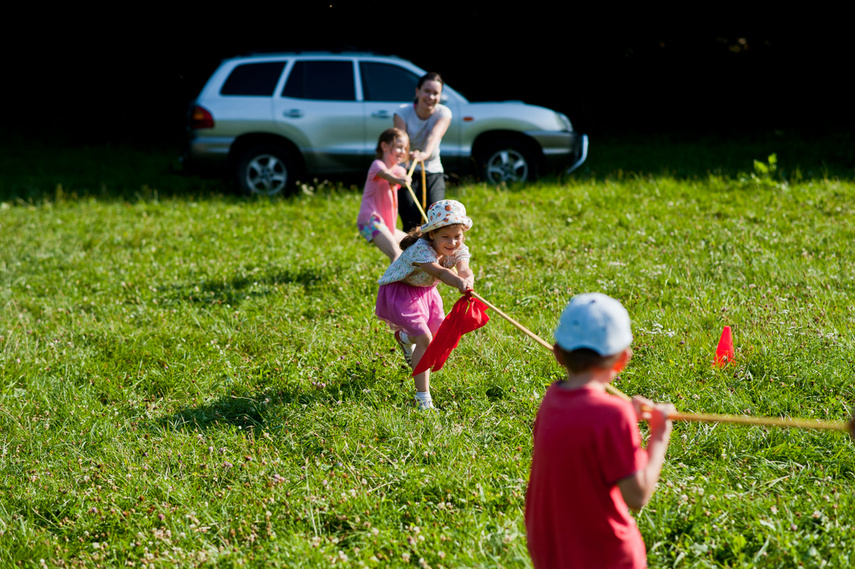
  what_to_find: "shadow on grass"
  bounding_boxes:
[573,130,854,182]
[1,128,852,204]
[156,267,328,307]
[158,363,397,433]
[0,126,366,203]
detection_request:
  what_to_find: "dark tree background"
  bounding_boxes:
[4,2,852,145]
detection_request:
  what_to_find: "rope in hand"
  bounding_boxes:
[469,291,852,434]
[405,159,428,224]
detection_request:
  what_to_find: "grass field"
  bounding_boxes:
[1,131,854,568]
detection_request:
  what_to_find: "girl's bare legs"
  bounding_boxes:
[410,332,433,393]
[372,226,408,262]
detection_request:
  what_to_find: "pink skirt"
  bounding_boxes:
[375,282,445,337]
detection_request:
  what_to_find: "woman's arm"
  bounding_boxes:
[393,114,415,170]
[412,114,451,163]
[393,113,407,132]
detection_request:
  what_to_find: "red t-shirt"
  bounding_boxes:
[525,383,648,569]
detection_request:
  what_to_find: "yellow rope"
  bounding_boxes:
[421,161,427,210]
[470,292,850,434]
[405,160,428,223]
[403,183,428,224]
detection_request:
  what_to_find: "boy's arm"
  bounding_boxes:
[617,402,674,511]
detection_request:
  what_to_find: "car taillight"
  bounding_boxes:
[190,105,214,129]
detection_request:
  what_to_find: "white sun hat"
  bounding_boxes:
[420,200,473,234]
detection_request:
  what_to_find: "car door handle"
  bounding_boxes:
[283,109,304,118]
[371,110,392,119]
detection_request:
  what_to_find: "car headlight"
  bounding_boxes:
[555,112,573,132]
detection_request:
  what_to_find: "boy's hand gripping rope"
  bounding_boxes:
[469,291,853,436]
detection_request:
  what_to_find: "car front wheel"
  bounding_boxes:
[236,146,295,196]
[479,140,537,184]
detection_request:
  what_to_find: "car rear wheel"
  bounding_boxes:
[236,146,295,196]
[479,140,537,184]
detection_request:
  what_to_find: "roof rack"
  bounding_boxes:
[240,47,402,58]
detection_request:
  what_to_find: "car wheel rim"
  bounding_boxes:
[486,149,528,183]
[246,154,287,195]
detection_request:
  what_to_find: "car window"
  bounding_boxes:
[359,62,419,102]
[281,61,355,101]
[220,62,286,96]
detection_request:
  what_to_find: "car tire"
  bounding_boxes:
[479,139,538,184]
[236,145,295,196]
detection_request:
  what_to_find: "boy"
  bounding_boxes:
[525,293,675,568]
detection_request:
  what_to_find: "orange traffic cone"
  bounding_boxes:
[715,326,734,366]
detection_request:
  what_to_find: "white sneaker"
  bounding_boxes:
[415,397,435,411]
[395,331,414,367]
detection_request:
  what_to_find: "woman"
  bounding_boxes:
[394,72,452,232]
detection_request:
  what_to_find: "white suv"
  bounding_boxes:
[184,52,587,195]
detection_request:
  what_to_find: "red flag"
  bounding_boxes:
[412,291,489,376]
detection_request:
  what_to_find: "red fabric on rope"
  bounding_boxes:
[412,291,490,376]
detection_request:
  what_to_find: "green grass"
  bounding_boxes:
[1,134,854,567]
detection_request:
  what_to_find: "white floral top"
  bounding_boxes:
[378,238,470,287]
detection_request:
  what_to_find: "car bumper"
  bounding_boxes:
[181,135,234,174]
[526,130,588,174]
[565,134,588,174]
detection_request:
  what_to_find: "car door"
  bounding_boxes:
[358,61,420,168]
[272,59,365,174]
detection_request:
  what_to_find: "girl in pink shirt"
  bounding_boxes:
[357,128,412,262]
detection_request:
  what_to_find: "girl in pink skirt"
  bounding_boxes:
[375,200,475,410]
